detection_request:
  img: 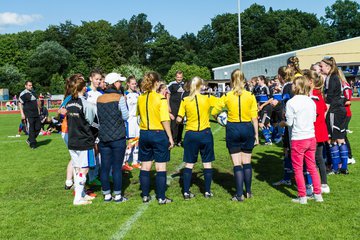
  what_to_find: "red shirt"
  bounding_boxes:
[342,81,352,117]
[311,89,329,143]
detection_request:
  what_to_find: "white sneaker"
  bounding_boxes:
[84,194,95,201]
[73,199,92,206]
[348,158,356,165]
[314,194,324,202]
[292,197,307,204]
[321,184,330,194]
[306,184,313,196]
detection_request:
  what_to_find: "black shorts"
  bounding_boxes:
[226,122,255,154]
[138,130,170,163]
[326,108,346,140]
[259,105,272,125]
[271,105,283,123]
[183,128,214,163]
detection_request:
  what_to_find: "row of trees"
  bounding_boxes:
[0,0,359,95]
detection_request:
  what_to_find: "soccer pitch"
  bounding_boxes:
[0,103,359,240]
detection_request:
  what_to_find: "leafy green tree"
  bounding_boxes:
[323,0,360,40]
[49,73,65,94]
[0,64,26,96]
[28,41,71,86]
[165,62,211,83]
[113,64,151,80]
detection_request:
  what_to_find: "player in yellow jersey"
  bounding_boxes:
[212,69,259,202]
[176,77,218,200]
[137,72,175,204]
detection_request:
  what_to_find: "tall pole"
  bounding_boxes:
[238,0,243,71]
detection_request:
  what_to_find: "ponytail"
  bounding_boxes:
[231,69,245,96]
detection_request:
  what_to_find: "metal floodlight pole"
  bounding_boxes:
[238,0,243,71]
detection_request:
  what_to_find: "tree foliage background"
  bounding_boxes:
[0,0,359,95]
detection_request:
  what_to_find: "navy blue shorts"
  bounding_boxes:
[183,128,215,163]
[226,122,255,154]
[138,130,170,163]
[259,105,272,125]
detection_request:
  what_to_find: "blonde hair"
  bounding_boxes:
[287,56,303,75]
[141,71,160,92]
[284,67,295,83]
[189,76,204,101]
[303,69,324,91]
[70,74,85,98]
[338,69,348,83]
[292,76,310,96]
[231,69,245,96]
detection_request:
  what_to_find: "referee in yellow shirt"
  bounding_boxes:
[176,77,218,200]
[137,72,174,204]
[212,69,259,202]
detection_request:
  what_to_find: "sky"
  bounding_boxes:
[0,0,345,38]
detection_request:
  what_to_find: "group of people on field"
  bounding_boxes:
[18,54,355,205]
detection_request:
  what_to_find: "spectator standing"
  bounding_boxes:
[168,70,185,146]
[19,81,41,149]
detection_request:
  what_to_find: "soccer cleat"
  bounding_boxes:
[204,192,214,198]
[231,195,244,202]
[246,192,253,199]
[264,141,272,146]
[313,194,324,203]
[142,195,152,203]
[132,163,141,169]
[122,163,133,171]
[339,169,349,175]
[272,179,291,186]
[183,192,195,200]
[158,197,173,205]
[84,194,95,201]
[327,170,339,175]
[291,197,307,204]
[321,184,330,194]
[113,195,128,203]
[348,158,356,165]
[73,199,92,206]
[306,184,313,197]
[104,194,112,202]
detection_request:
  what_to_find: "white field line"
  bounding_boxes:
[111,124,223,239]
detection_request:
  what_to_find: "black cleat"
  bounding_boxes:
[231,195,244,202]
[183,192,195,200]
[339,169,349,175]
[142,195,151,203]
[204,192,214,198]
[158,197,173,205]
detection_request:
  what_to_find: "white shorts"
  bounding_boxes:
[126,116,140,138]
[69,149,96,168]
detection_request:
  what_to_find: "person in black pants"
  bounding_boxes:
[19,81,41,149]
[168,70,185,146]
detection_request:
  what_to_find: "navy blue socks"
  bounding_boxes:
[156,171,167,199]
[243,164,252,194]
[203,168,213,193]
[139,170,150,197]
[330,143,340,171]
[339,143,348,170]
[183,168,193,193]
[233,166,244,197]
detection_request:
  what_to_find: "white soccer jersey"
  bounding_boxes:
[125,91,140,138]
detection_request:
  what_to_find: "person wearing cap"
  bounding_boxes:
[137,71,174,205]
[96,72,129,202]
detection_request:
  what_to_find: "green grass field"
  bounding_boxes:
[0,103,359,240]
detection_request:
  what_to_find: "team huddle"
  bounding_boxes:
[23,55,351,205]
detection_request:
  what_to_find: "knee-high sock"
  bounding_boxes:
[203,168,213,193]
[74,172,86,202]
[339,143,348,170]
[243,164,252,194]
[156,171,167,199]
[139,170,150,197]
[132,146,139,164]
[183,168,192,193]
[233,166,244,197]
[330,143,340,171]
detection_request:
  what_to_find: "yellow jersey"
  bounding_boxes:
[178,94,218,131]
[137,91,170,130]
[211,90,258,122]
